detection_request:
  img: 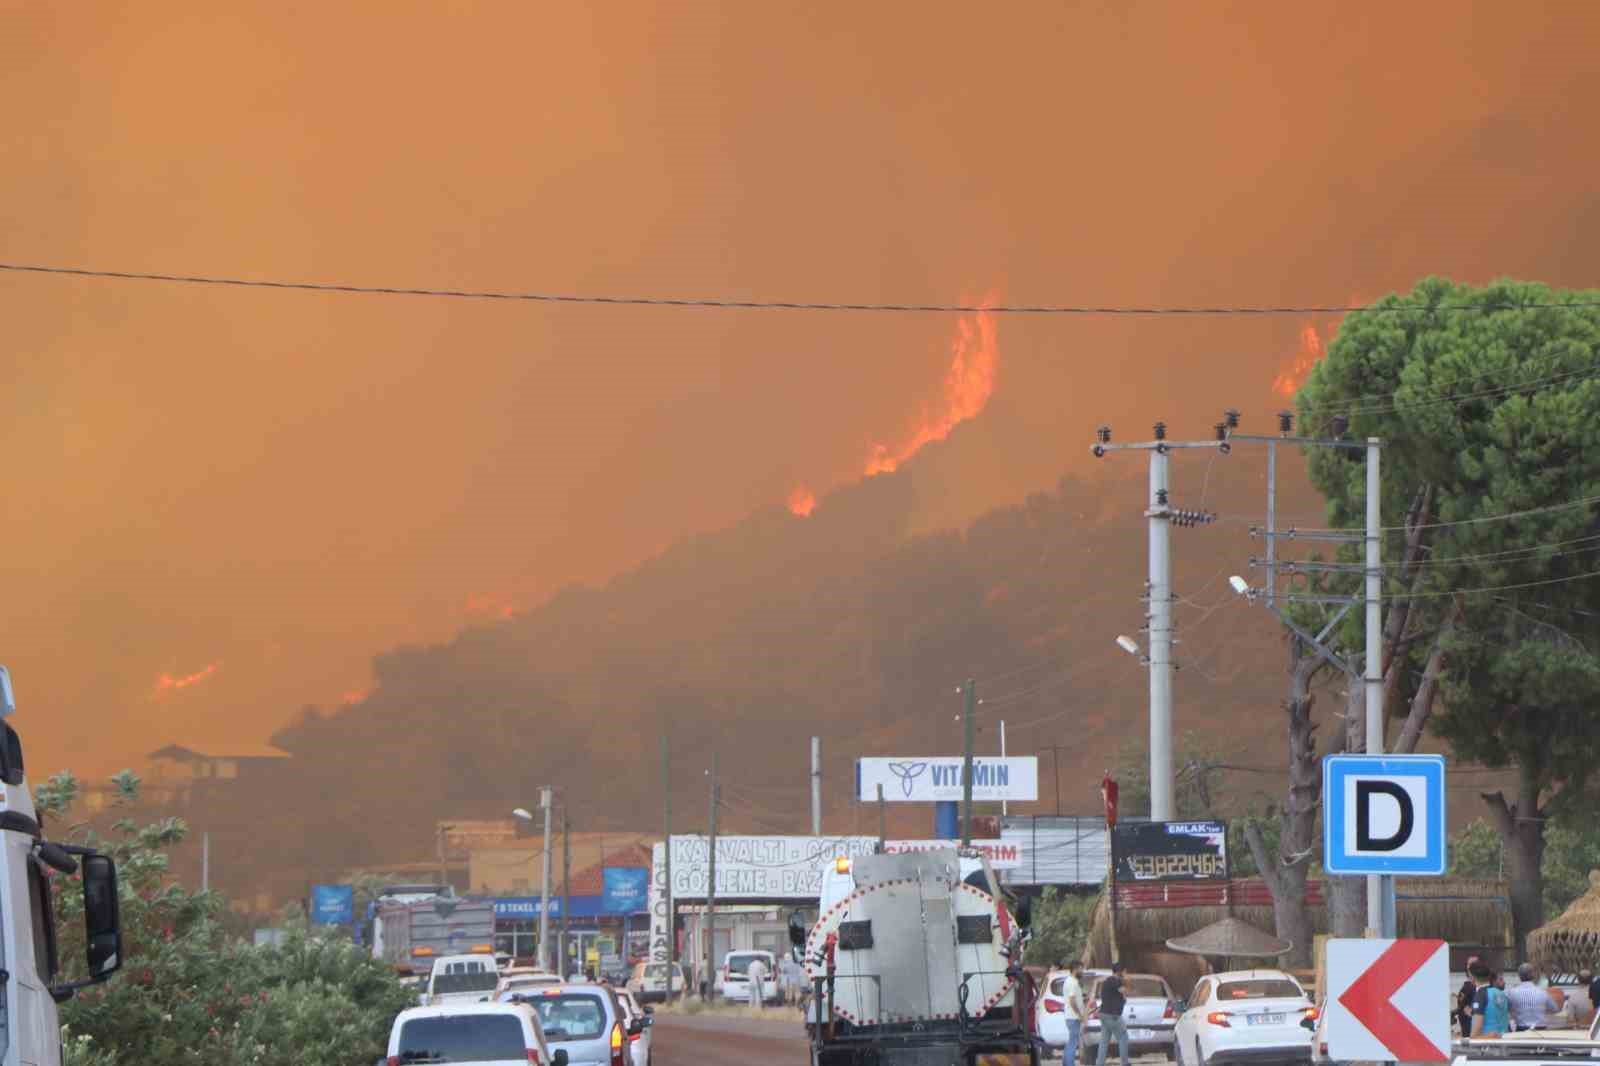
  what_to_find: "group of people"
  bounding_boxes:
[1049,959,1131,1066]
[1459,960,1600,1038]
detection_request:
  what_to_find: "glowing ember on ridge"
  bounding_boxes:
[864,304,999,476]
[155,662,220,694]
[787,484,816,517]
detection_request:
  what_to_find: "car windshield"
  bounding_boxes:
[531,994,608,1041]
[1123,978,1169,999]
[1219,979,1302,1000]
[432,970,500,995]
[646,964,670,980]
[398,1015,524,1062]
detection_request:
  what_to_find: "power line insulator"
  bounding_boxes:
[1097,425,1112,444]
[1224,409,1241,430]
[1153,421,1167,441]
[1278,410,1294,435]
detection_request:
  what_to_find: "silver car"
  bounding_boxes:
[1087,972,1180,1060]
[513,984,641,1066]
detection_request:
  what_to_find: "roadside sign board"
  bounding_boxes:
[1326,938,1450,1062]
[856,757,1038,802]
[1323,754,1446,875]
[1111,821,1227,881]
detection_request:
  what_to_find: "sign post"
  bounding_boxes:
[1326,938,1450,1062]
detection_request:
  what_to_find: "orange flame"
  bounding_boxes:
[154,662,220,694]
[787,484,816,517]
[465,593,516,619]
[864,305,999,476]
[1271,324,1325,398]
[341,686,370,704]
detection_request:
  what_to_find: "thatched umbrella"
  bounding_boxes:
[1529,870,1600,973]
[1166,917,1292,959]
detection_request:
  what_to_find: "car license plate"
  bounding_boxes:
[1129,1029,1156,1040]
[1249,1014,1286,1026]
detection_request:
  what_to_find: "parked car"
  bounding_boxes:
[719,949,781,1005]
[1173,969,1316,1066]
[627,961,686,1004]
[387,1002,563,1066]
[1084,971,1179,1059]
[1035,969,1086,1058]
[513,983,643,1066]
[618,988,655,1066]
[424,952,501,1007]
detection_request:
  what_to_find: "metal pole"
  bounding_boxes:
[877,784,887,847]
[561,812,571,974]
[663,734,675,988]
[1266,441,1277,612]
[538,788,554,971]
[1053,747,1062,817]
[961,679,977,845]
[811,736,822,836]
[201,831,210,893]
[705,753,719,999]
[1000,719,1008,817]
[1364,438,1388,936]
[1149,447,1175,822]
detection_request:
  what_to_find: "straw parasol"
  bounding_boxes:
[1529,870,1600,973]
[1165,917,1292,959]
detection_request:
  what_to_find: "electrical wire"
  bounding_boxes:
[1326,364,1600,418]
[1290,493,1600,536]
[7,261,1600,315]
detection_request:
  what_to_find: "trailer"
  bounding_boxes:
[375,896,497,974]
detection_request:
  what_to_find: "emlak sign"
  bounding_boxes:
[856,757,1038,802]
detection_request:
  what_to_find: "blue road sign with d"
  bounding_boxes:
[1324,754,1446,876]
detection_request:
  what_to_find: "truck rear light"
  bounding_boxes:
[609,1022,624,1066]
[1206,1012,1231,1028]
[1164,1001,1176,1020]
[1043,999,1065,1014]
[1302,1006,1320,1021]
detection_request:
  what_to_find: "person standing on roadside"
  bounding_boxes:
[1470,960,1509,1038]
[1061,960,1087,1066]
[746,955,769,1008]
[1508,964,1558,1031]
[1096,962,1131,1066]
[1459,957,1482,1037]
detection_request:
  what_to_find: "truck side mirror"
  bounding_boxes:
[82,854,122,980]
[787,912,807,948]
[1015,896,1033,930]
[552,1051,569,1066]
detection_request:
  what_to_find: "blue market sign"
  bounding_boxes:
[494,896,563,919]
[310,884,354,925]
[602,868,649,914]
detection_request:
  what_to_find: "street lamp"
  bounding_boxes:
[513,790,555,971]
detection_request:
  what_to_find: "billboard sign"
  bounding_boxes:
[1112,820,1228,882]
[310,884,355,925]
[856,757,1039,802]
[602,868,650,913]
[882,839,1022,869]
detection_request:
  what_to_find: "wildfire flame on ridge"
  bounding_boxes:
[155,662,220,695]
[864,305,999,476]
[1272,324,1325,398]
[787,485,817,517]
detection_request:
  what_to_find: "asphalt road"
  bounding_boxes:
[652,1011,810,1066]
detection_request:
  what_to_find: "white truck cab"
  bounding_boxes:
[0,666,125,1066]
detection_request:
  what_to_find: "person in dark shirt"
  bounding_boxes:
[1096,962,1130,1066]
[1588,967,1600,1026]
[1458,956,1481,1036]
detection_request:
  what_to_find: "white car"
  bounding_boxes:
[720,950,781,1005]
[627,961,686,1004]
[618,988,655,1066]
[1174,969,1316,1066]
[387,1002,565,1066]
[425,952,502,1007]
[498,971,564,1000]
[1036,969,1087,1057]
[1086,972,1179,1059]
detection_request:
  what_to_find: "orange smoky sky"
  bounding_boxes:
[2,4,1599,773]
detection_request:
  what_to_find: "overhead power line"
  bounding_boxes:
[5,261,1600,315]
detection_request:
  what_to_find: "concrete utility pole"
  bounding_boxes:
[538,788,554,971]
[1230,413,1392,936]
[436,823,454,891]
[810,736,822,836]
[1091,422,1225,822]
[561,811,571,975]
[662,733,675,984]
[877,784,887,846]
[999,720,1008,817]
[961,679,976,845]
[201,831,210,893]
[704,753,719,999]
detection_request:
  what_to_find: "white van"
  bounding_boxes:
[388,1002,565,1066]
[720,949,781,1005]
[425,952,501,1007]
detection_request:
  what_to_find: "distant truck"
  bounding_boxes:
[374,895,497,975]
[794,847,1037,1066]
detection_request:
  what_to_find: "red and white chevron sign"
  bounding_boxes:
[1326,938,1450,1062]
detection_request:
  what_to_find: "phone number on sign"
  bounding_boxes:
[1124,853,1225,880]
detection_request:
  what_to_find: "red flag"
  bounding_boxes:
[1101,773,1119,827]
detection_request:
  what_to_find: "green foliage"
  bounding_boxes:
[49,772,414,1066]
[1448,818,1504,879]
[1024,887,1099,967]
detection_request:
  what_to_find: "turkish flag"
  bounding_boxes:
[1101,773,1119,827]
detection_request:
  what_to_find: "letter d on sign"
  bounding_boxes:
[1356,780,1413,852]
